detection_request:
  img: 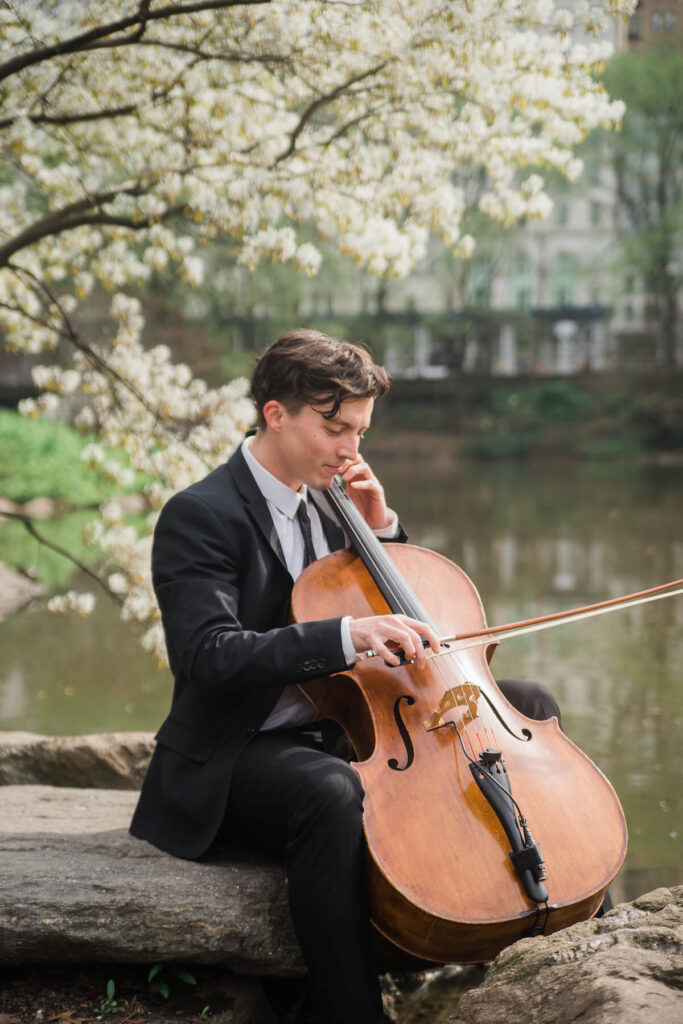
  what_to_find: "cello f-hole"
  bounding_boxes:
[480,690,532,742]
[388,695,415,771]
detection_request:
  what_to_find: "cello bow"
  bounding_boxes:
[362,578,683,662]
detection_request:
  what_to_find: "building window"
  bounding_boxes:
[587,163,601,186]
[590,201,601,226]
[465,260,492,309]
[557,202,569,226]
[651,10,676,32]
[628,12,641,38]
[549,252,577,307]
[509,254,534,311]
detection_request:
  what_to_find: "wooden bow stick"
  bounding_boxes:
[433,578,683,655]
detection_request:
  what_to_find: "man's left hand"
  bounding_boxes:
[340,458,393,531]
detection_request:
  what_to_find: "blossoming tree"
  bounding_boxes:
[0,0,634,660]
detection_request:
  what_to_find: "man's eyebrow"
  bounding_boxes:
[328,414,369,431]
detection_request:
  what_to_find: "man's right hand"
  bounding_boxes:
[349,614,440,669]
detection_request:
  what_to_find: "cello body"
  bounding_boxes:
[292,543,627,964]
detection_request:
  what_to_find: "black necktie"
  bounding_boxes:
[296,500,317,568]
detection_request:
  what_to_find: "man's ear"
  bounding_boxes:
[261,399,286,432]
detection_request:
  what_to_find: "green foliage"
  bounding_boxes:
[576,435,643,460]
[460,429,541,460]
[382,376,681,462]
[94,978,118,1014]
[383,400,453,433]
[147,963,197,1000]
[599,49,683,368]
[633,393,683,450]
[491,381,597,426]
[0,409,118,504]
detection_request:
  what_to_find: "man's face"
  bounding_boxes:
[264,396,374,491]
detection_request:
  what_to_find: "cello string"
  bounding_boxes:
[326,481,431,621]
[326,482,501,746]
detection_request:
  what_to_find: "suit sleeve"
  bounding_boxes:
[151,491,347,699]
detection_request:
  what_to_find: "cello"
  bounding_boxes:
[290,479,628,964]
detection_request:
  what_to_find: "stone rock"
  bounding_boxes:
[0,730,154,789]
[0,784,304,975]
[446,885,683,1024]
[0,564,43,621]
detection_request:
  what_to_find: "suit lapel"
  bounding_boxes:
[227,444,347,569]
[226,446,288,572]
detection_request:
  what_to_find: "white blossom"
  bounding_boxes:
[47,591,96,617]
[0,0,635,662]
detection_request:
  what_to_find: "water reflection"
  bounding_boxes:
[0,460,680,902]
[0,590,170,734]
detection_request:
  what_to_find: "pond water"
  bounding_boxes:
[1,457,681,912]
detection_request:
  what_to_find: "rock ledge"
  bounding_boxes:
[0,784,302,976]
[446,884,683,1024]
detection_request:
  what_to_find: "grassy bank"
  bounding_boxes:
[0,410,138,589]
[0,408,122,504]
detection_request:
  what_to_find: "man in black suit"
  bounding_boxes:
[131,329,561,1023]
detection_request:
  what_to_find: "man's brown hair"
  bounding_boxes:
[250,328,390,428]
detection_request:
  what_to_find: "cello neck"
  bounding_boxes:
[324,479,435,626]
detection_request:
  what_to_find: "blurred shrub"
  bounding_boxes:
[0,408,119,503]
[492,381,597,425]
[460,430,541,460]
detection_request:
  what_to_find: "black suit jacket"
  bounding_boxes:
[130,445,351,859]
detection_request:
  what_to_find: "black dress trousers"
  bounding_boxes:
[222,678,561,1024]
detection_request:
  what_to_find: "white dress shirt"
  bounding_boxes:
[241,435,397,730]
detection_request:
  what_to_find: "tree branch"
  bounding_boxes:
[0,103,137,131]
[132,39,294,65]
[8,264,215,456]
[0,510,121,604]
[0,1,270,83]
[272,61,387,166]
[0,183,186,266]
[8,262,177,429]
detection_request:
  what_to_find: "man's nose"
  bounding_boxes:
[337,435,359,460]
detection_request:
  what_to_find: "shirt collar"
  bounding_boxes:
[241,435,307,519]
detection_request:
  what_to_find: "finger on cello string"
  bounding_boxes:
[349,613,440,669]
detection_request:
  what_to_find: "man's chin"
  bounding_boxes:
[315,469,338,489]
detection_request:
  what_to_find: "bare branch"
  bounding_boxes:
[8,262,175,429]
[132,39,294,66]
[272,61,387,166]
[0,103,137,131]
[0,510,121,604]
[8,264,215,458]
